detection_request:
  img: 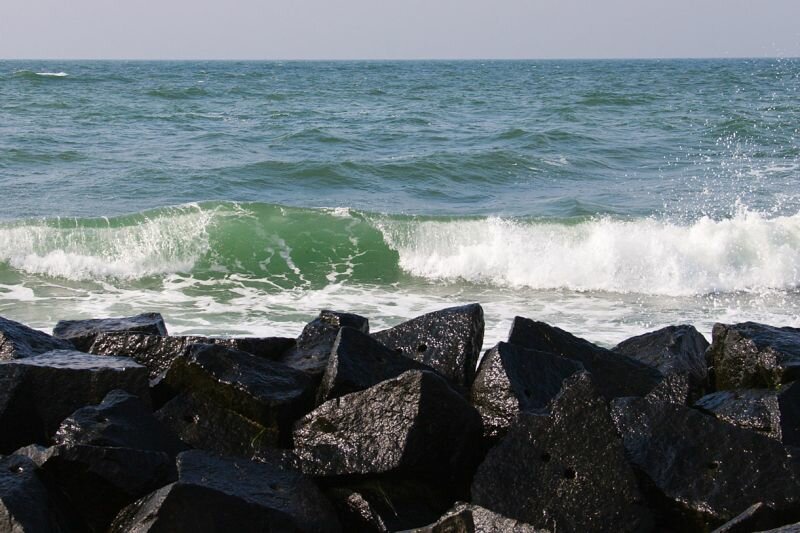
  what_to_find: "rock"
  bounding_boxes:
[109,450,340,533]
[164,343,314,446]
[507,317,662,399]
[710,502,791,533]
[404,502,542,533]
[613,324,709,400]
[759,525,800,533]
[16,444,176,532]
[54,389,188,457]
[644,372,693,406]
[294,370,483,478]
[281,310,370,375]
[470,342,583,439]
[317,326,432,404]
[53,312,168,352]
[694,382,800,446]
[372,304,484,391]
[155,392,278,457]
[327,487,389,532]
[708,322,800,390]
[611,395,800,529]
[88,332,295,380]
[0,315,72,361]
[0,350,150,453]
[471,372,652,532]
[0,454,64,532]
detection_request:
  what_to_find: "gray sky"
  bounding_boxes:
[1,0,799,60]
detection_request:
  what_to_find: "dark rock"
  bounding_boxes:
[694,382,800,446]
[404,502,542,533]
[708,322,800,390]
[611,395,800,529]
[0,454,63,532]
[0,315,72,361]
[0,350,150,453]
[471,372,652,532]
[470,342,583,439]
[317,326,431,404]
[281,310,369,375]
[110,450,340,533]
[155,392,278,457]
[164,343,314,446]
[372,304,484,391]
[294,370,483,478]
[613,324,709,400]
[644,372,693,406]
[53,312,168,352]
[507,317,662,399]
[16,443,175,532]
[710,502,791,533]
[54,389,188,457]
[327,487,389,532]
[760,524,800,532]
[88,332,295,380]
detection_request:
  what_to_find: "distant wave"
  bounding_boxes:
[11,70,70,80]
[1,202,800,296]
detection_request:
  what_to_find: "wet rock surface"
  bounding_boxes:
[372,304,484,391]
[507,316,663,399]
[294,370,483,478]
[0,315,73,361]
[53,312,168,352]
[708,322,800,389]
[405,502,542,533]
[0,454,64,532]
[472,372,652,532]
[281,310,369,376]
[470,341,583,439]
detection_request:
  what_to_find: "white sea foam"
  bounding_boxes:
[377,209,800,296]
[35,72,69,77]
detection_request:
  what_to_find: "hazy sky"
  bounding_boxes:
[2,0,799,60]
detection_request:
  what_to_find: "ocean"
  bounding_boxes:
[1,59,798,348]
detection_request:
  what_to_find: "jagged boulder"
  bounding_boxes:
[708,322,800,389]
[471,372,652,532]
[294,370,483,479]
[109,450,340,532]
[88,332,295,380]
[317,326,432,404]
[0,350,149,453]
[54,389,188,457]
[372,304,484,391]
[507,317,662,399]
[694,381,800,446]
[281,310,369,375]
[613,324,709,401]
[164,343,314,446]
[405,502,542,533]
[611,394,800,529]
[0,315,72,361]
[470,341,583,439]
[0,454,64,532]
[53,312,168,352]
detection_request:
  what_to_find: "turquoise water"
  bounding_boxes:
[1,60,799,346]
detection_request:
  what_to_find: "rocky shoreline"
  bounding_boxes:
[1,305,799,532]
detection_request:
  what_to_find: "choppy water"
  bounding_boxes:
[1,59,799,346]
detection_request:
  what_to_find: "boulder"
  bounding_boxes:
[372,304,484,391]
[164,343,314,446]
[0,350,150,453]
[109,450,340,532]
[694,381,800,446]
[317,326,431,404]
[54,389,188,457]
[404,502,542,533]
[470,342,583,439]
[0,454,64,532]
[613,324,709,401]
[294,370,483,478]
[507,317,662,399]
[15,444,175,532]
[710,502,793,533]
[611,395,800,529]
[88,332,295,380]
[327,487,389,532]
[281,310,369,375]
[53,312,168,352]
[708,322,800,390]
[0,315,72,361]
[471,372,652,532]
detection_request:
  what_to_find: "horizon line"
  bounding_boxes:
[2,55,799,62]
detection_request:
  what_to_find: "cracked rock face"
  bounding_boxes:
[294,370,483,478]
[471,372,652,533]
